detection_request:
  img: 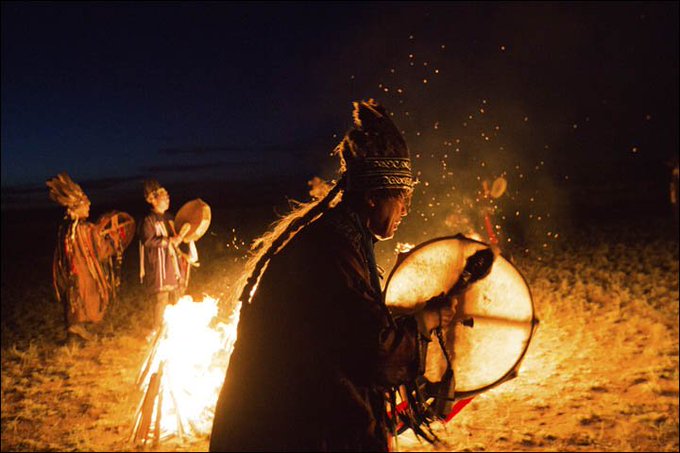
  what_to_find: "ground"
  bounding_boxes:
[1,213,678,452]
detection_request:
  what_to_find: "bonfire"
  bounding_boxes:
[130,295,241,446]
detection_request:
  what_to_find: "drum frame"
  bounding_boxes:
[383,235,539,403]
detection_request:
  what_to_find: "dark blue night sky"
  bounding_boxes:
[2,2,678,210]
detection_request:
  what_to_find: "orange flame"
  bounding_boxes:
[136,295,241,442]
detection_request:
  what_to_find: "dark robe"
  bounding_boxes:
[53,219,114,326]
[210,204,421,452]
[138,211,184,293]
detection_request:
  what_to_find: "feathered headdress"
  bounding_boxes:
[334,99,413,192]
[46,173,89,209]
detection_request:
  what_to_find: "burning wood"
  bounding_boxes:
[130,295,240,446]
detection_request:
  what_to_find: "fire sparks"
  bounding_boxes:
[131,295,241,445]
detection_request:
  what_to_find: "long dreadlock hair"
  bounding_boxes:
[237,176,345,305]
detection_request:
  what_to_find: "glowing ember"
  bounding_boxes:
[132,295,241,444]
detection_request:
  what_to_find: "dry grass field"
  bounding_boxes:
[1,211,678,452]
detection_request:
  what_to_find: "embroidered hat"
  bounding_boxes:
[334,99,413,192]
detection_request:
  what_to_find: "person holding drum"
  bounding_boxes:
[138,179,188,331]
[48,173,127,343]
[210,100,489,451]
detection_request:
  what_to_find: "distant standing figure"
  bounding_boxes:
[138,180,186,330]
[48,173,115,342]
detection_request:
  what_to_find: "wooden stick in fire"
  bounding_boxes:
[153,363,165,446]
[131,366,162,445]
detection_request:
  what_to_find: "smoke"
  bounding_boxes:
[346,30,574,268]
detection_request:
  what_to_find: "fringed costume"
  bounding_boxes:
[48,173,115,339]
[53,219,113,325]
[138,180,189,328]
[139,211,183,294]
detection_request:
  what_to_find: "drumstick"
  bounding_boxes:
[178,223,191,241]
